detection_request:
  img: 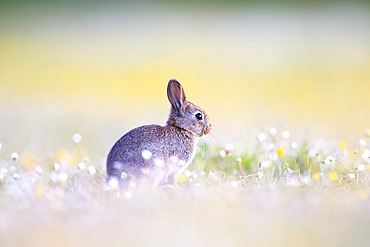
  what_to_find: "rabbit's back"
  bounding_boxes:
[106,124,195,179]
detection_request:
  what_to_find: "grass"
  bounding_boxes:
[0,127,370,247]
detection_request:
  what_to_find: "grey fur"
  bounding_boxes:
[106,79,211,185]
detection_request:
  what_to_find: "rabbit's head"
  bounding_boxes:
[166,79,211,138]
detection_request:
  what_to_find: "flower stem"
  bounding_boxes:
[275,167,287,185]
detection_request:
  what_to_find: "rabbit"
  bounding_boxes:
[106,79,211,186]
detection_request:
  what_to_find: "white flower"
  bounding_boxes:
[35,165,43,174]
[348,173,355,179]
[290,142,298,150]
[142,150,152,160]
[108,177,119,188]
[88,166,96,175]
[324,156,335,165]
[357,164,365,172]
[121,172,128,179]
[178,160,186,166]
[154,159,164,168]
[257,133,266,143]
[170,156,178,164]
[11,152,19,161]
[362,149,370,163]
[82,157,90,163]
[54,162,60,171]
[72,133,82,144]
[282,130,290,139]
[358,139,366,147]
[78,162,86,170]
[269,127,277,136]
[225,144,233,154]
[219,150,226,158]
[59,172,68,182]
[50,173,59,183]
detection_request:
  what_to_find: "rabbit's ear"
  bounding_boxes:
[167,79,187,114]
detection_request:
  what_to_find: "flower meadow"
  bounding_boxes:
[1,2,370,246]
[1,127,370,247]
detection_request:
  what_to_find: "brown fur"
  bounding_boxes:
[106,79,211,185]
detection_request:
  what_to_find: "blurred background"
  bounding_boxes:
[0,0,369,160]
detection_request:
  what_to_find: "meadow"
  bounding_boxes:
[1,129,370,247]
[1,1,370,246]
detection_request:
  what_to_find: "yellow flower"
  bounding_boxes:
[178,160,186,166]
[329,171,338,181]
[313,173,320,180]
[35,186,44,198]
[176,174,188,182]
[277,148,285,157]
[339,140,347,149]
[21,151,38,170]
[56,148,75,167]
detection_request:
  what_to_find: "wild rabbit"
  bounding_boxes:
[106,79,211,186]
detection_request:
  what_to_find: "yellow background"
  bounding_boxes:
[0,1,369,157]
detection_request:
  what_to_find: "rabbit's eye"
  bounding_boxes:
[195,113,203,120]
